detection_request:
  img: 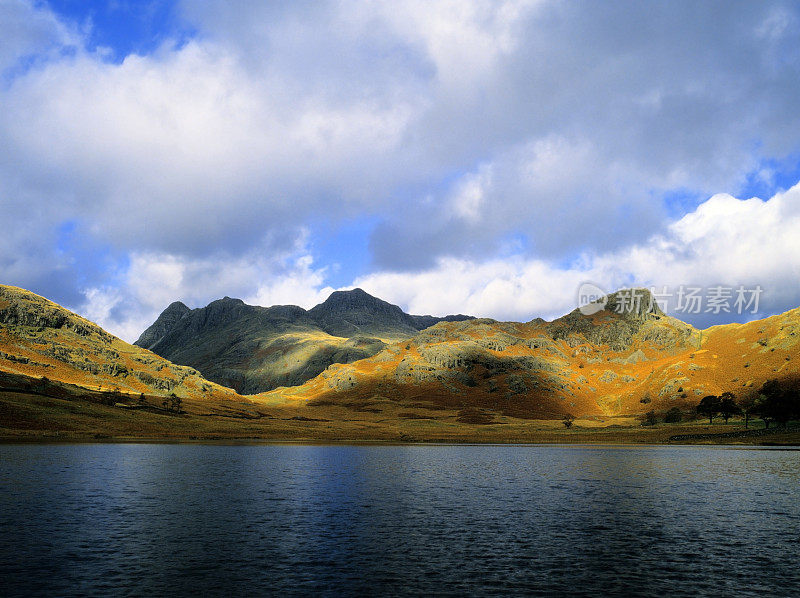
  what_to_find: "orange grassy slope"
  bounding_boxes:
[3,284,799,422]
[261,291,800,418]
[0,284,242,403]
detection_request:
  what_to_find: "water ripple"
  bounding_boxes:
[0,444,798,597]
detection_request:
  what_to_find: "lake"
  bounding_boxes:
[1,444,798,597]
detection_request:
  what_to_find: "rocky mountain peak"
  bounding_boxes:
[210,296,244,307]
[549,287,681,352]
[602,288,664,319]
[134,301,190,350]
[314,288,387,311]
[308,288,410,338]
[163,301,190,316]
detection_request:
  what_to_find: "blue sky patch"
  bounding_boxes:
[46,0,193,62]
[308,216,380,288]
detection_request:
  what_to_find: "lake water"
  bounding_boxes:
[1,444,798,597]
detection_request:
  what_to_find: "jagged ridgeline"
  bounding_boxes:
[0,285,239,401]
[270,288,800,420]
[134,288,474,394]
[2,283,799,423]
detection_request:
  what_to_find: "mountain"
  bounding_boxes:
[134,301,190,350]
[309,288,423,338]
[134,289,474,394]
[2,283,799,442]
[307,288,473,338]
[0,284,240,403]
[266,288,800,423]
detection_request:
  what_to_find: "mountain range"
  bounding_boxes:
[267,288,800,419]
[134,288,474,393]
[1,282,799,440]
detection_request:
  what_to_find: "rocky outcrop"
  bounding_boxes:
[0,286,113,342]
[549,289,698,352]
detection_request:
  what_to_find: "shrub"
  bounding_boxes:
[168,393,182,413]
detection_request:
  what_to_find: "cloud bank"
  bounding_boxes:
[1,0,800,340]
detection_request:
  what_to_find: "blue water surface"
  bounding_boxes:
[0,444,798,597]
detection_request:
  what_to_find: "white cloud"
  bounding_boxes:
[2,0,800,336]
[0,0,80,73]
[356,183,800,324]
[448,167,491,223]
[247,255,335,309]
[77,286,122,327]
[75,241,335,342]
[5,0,798,268]
[1,41,417,255]
[371,0,533,89]
[370,135,666,267]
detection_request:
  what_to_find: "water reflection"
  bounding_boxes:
[0,444,798,596]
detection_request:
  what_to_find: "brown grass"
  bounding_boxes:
[3,385,798,445]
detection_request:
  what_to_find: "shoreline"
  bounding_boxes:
[3,388,798,446]
[2,431,798,446]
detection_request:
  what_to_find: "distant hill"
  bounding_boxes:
[0,284,240,403]
[2,283,798,439]
[134,288,474,394]
[267,289,800,422]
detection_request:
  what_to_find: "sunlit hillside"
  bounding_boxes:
[264,290,800,422]
[1,283,799,440]
[0,284,241,403]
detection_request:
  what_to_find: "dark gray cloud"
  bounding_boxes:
[365,0,800,269]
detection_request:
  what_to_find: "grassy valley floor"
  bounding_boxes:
[2,389,798,445]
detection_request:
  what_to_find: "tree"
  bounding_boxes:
[697,395,722,424]
[641,410,658,426]
[753,393,775,429]
[664,407,682,423]
[562,414,575,428]
[718,392,741,424]
[738,389,758,429]
[138,393,147,406]
[754,378,800,428]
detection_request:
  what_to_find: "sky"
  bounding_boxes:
[2,0,800,342]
